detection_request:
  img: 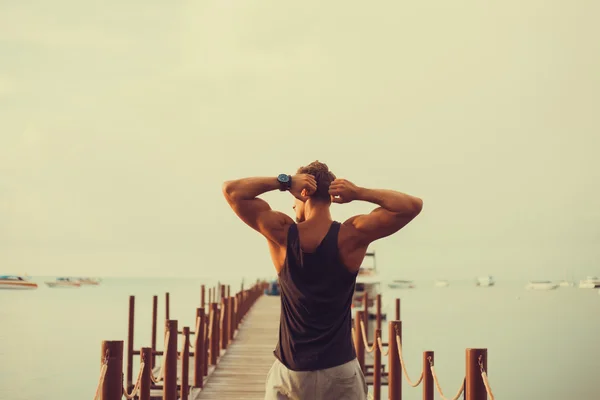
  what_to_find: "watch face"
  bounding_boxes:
[277,174,289,183]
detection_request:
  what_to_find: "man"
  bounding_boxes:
[222,161,423,400]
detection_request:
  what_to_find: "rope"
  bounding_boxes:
[376,336,389,357]
[122,362,145,399]
[93,351,109,400]
[394,334,423,387]
[359,320,376,353]
[151,331,171,383]
[429,358,465,400]
[479,356,496,400]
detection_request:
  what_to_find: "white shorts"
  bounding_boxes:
[264,358,368,400]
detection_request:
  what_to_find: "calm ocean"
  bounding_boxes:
[1,277,599,399]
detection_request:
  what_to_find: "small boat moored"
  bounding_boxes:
[578,276,600,289]
[475,276,495,287]
[0,275,38,290]
[525,281,559,290]
[46,278,81,288]
[434,280,449,288]
[353,251,387,320]
[77,277,101,286]
[387,280,415,289]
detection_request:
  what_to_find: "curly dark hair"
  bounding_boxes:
[297,161,336,202]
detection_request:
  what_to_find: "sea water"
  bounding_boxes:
[1,278,599,399]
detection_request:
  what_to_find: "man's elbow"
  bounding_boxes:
[406,197,423,218]
[414,197,423,214]
[222,181,236,201]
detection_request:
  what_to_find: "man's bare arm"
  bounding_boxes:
[329,179,423,245]
[222,175,316,243]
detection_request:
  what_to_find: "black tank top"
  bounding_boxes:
[273,221,358,371]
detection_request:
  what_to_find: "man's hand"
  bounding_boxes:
[329,178,361,204]
[290,174,317,201]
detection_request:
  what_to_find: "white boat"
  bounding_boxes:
[0,275,38,290]
[45,277,81,288]
[434,280,449,288]
[387,280,415,289]
[76,277,101,286]
[559,280,574,287]
[578,276,600,289]
[475,276,495,287]
[352,252,386,320]
[525,281,559,290]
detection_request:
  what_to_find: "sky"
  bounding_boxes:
[1,0,599,280]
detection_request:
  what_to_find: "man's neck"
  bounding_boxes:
[304,201,332,222]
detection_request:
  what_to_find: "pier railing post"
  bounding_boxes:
[181,327,190,400]
[395,298,400,320]
[376,294,382,331]
[201,285,205,310]
[127,295,135,391]
[362,293,369,343]
[466,348,487,400]
[209,303,219,365]
[165,292,170,321]
[354,311,365,373]
[151,295,158,368]
[373,329,382,400]
[100,340,123,400]
[164,320,178,400]
[228,296,235,341]
[139,347,152,400]
[423,351,434,400]
[194,308,206,388]
[221,297,229,350]
[388,320,402,400]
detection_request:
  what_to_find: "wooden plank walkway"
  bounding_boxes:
[191,295,280,400]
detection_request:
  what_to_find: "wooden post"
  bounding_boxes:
[194,308,206,388]
[181,327,190,400]
[395,298,400,321]
[201,285,205,309]
[228,296,235,341]
[100,340,123,400]
[376,294,382,331]
[220,284,226,300]
[221,298,229,350]
[164,320,178,400]
[139,347,152,400]
[388,321,402,400]
[127,296,134,391]
[466,348,487,400]
[209,303,219,365]
[354,311,365,373]
[373,329,382,400]
[152,295,158,368]
[204,320,209,376]
[227,284,231,298]
[363,292,369,343]
[423,351,434,400]
[165,292,170,321]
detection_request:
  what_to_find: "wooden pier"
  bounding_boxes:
[94,283,495,400]
[192,295,279,399]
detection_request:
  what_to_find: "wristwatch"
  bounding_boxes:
[277,174,292,191]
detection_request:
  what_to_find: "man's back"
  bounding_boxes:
[222,161,423,399]
[274,221,357,371]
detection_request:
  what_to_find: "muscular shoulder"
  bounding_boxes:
[266,212,294,245]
